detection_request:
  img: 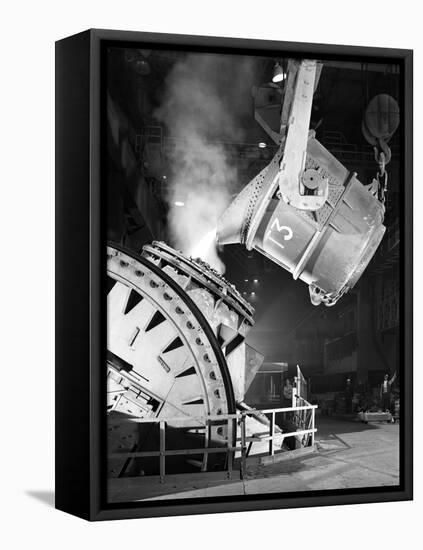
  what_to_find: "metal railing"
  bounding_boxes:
[108,403,317,482]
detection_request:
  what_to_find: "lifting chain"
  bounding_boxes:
[373,138,390,206]
[362,94,400,208]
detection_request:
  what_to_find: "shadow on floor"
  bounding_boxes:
[26,490,55,508]
[315,416,380,438]
[108,474,244,502]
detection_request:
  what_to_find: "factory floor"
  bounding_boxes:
[108,416,400,502]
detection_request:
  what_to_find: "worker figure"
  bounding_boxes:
[283,378,294,407]
[380,372,397,412]
[345,377,353,414]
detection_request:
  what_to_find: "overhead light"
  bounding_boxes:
[135,59,151,76]
[272,62,285,83]
[251,291,256,296]
[162,175,167,180]
[174,201,185,207]
[258,142,267,149]
[253,279,258,283]
[244,279,249,282]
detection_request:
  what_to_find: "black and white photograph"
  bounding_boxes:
[3,0,421,544]
[105,43,406,504]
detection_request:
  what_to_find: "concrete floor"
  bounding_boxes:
[109,416,400,502]
[244,416,399,495]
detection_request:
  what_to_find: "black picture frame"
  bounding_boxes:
[55,28,413,521]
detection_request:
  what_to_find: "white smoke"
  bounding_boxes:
[155,53,255,273]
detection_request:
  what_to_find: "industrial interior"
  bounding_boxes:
[105,46,401,502]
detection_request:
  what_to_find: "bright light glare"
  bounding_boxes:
[272,62,285,83]
[188,228,217,259]
[174,201,185,207]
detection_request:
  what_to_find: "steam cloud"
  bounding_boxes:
[155,53,256,272]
